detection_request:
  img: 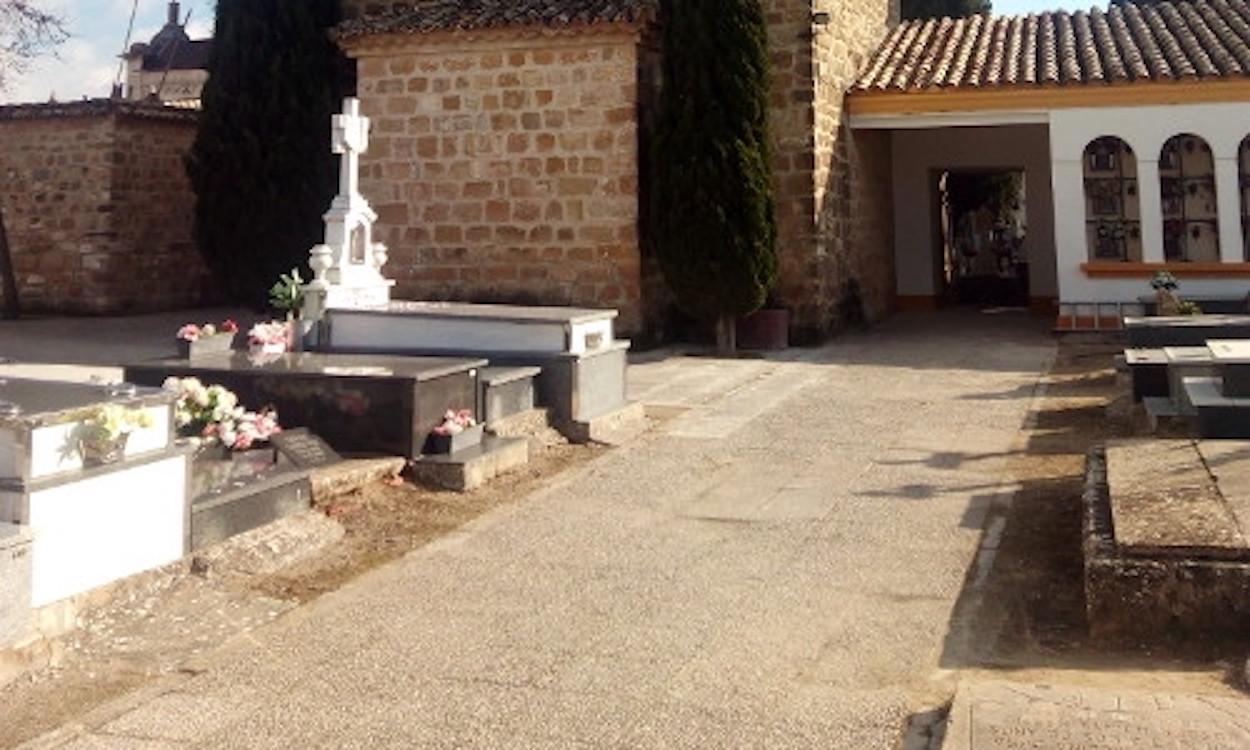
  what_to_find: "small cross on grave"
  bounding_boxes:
[332,98,369,201]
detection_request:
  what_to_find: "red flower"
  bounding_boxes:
[221,319,239,334]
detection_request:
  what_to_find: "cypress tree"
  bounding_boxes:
[901,0,990,21]
[187,0,348,305]
[651,0,777,353]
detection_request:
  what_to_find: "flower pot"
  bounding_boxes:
[736,309,790,351]
[81,433,129,468]
[249,342,288,356]
[177,333,236,359]
[426,423,484,455]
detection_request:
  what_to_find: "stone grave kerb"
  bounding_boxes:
[302,97,395,331]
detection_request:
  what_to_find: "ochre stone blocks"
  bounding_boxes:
[0,106,208,314]
[351,33,645,333]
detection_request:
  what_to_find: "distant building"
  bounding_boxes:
[123,1,211,106]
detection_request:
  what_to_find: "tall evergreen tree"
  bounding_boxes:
[901,0,990,20]
[187,0,348,305]
[651,0,777,353]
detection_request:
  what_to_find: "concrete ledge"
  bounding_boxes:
[487,408,551,440]
[409,437,530,492]
[309,457,406,501]
[558,401,646,446]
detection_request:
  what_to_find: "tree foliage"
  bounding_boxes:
[186,0,349,305]
[901,0,990,21]
[651,0,777,344]
[0,0,67,92]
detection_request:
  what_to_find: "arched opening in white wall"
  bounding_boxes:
[1240,135,1250,261]
[1160,134,1220,262]
[1083,136,1141,263]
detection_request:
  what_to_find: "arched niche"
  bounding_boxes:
[1160,134,1220,262]
[1083,136,1142,262]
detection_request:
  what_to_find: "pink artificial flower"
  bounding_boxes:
[177,324,201,342]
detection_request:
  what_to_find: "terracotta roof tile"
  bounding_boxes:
[855,0,1250,92]
[338,0,657,40]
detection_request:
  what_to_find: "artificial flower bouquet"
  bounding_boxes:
[427,409,483,454]
[163,377,282,453]
[77,404,154,466]
[248,321,291,355]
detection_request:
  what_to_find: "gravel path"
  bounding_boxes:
[25,311,1056,749]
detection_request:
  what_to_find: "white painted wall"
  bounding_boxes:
[891,125,1057,300]
[1050,102,1250,304]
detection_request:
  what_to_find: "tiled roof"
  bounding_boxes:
[337,0,658,40]
[855,0,1250,93]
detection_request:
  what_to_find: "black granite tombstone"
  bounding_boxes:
[125,352,485,460]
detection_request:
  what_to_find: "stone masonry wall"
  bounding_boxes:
[765,0,898,340]
[346,30,646,334]
[0,101,207,314]
[812,0,897,331]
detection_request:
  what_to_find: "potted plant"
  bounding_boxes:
[1150,271,1183,316]
[176,319,239,358]
[269,268,305,349]
[77,404,154,468]
[426,409,483,455]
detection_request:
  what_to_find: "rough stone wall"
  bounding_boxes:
[0,102,208,314]
[765,0,898,340]
[347,31,647,334]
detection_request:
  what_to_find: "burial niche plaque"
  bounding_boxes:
[272,428,342,469]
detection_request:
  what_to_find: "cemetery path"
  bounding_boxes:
[23,310,1205,749]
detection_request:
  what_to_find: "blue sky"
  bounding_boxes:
[3,0,1092,104]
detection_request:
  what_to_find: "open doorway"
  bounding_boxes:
[936,170,1028,307]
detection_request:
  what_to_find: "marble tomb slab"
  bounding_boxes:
[1125,315,1250,348]
[0,378,174,481]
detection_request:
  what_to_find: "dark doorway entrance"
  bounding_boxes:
[937,170,1029,307]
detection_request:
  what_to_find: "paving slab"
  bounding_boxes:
[943,680,1250,750]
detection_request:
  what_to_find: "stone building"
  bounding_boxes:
[0,100,209,314]
[123,1,212,106]
[337,0,900,339]
[848,0,1250,329]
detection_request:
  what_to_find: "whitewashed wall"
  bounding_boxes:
[1050,102,1250,304]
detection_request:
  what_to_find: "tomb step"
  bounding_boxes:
[409,436,529,492]
[325,301,618,356]
[1183,376,1250,439]
[479,366,541,427]
[190,469,313,552]
[1126,348,1169,402]
[1142,397,1195,436]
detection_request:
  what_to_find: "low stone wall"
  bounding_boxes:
[0,100,209,315]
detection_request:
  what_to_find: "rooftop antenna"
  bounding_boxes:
[155,5,193,101]
[112,0,141,99]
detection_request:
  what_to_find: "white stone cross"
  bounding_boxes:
[331,98,370,199]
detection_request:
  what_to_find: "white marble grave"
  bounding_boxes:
[0,379,189,607]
